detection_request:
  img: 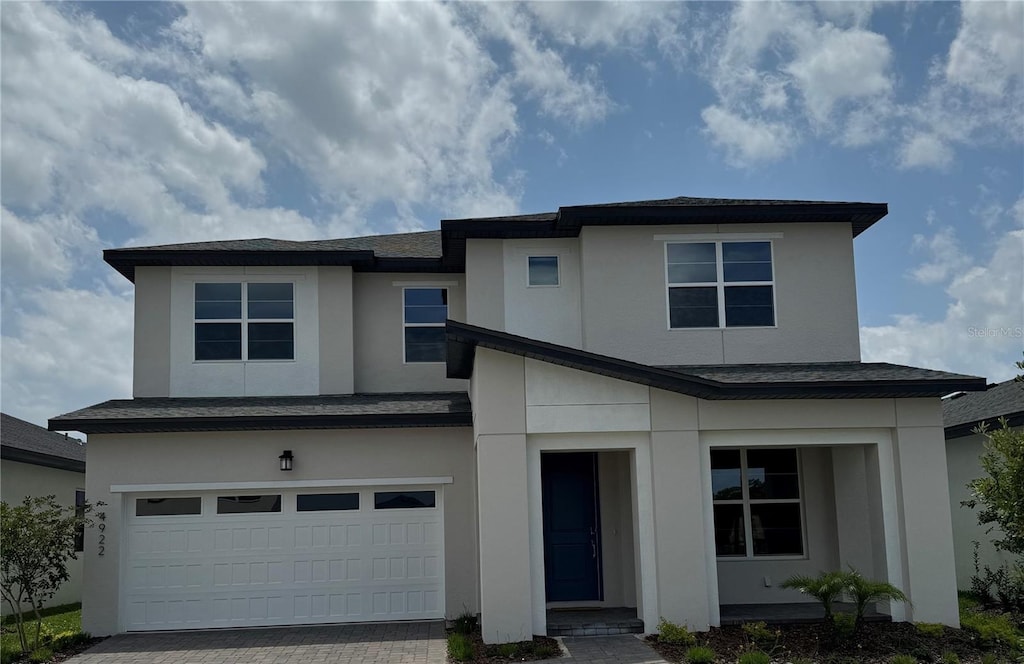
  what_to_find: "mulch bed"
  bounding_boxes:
[647,621,1019,663]
[449,626,561,663]
[2,636,106,664]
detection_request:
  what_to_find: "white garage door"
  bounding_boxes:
[123,486,444,631]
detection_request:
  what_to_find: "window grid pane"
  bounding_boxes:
[404,288,448,363]
[195,283,293,360]
[711,448,802,558]
[667,241,774,329]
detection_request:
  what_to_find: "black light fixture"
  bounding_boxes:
[279,450,293,471]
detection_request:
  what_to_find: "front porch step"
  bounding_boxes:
[546,608,643,637]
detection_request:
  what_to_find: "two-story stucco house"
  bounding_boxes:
[50,196,985,643]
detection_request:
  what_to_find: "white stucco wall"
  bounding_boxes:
[0,460,86,612]
[946,431,1016,589]
[133,267,172,397]
[597,451,637,608]
[502,239,582,348]
[352,273,468,393]
[79,428,477,636]
[578,223,862,365]
[168,267,321,397]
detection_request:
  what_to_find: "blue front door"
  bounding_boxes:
[542,452,602,602]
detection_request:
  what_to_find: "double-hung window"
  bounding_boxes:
[667,241,775,328]
[403,288,448,363]
[194,282,294,361]
[711,448,803,558]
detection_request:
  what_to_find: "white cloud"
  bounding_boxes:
[862,229,1024,383]
[701,106,799,167]
[1,208,101,287]
[1,286,134,427]
[946,0,1024,97]
[909,226,971,285]
[898,133,953,170]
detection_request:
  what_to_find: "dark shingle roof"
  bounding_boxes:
[2,413,86,472]
[105,196,888,281]
[49,393,472,434]
[661,362,974,384]
[446,321,986,400]
[943,379,1024,438]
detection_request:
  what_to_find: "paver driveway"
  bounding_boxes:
[65,621,447,664]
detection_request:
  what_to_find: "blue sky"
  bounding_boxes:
[1,1,1022,427]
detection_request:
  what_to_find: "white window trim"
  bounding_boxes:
[712,447,807,561]
[664,240,778,330]
[193,280,296,363]
[526,255,561,288]
[402,286,449,365]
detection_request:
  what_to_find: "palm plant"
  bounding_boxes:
[780,571,849,625]
[844,569,908,632]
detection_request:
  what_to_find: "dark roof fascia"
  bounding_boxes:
[446,320,985,400]
[105,249,377,282]
[945,411,1024,440]
[0,446,85,473]
[558,202,888,236]
[48,411,473,435]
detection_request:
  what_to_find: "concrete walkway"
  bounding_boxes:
[561,634,670,663]
[65,621,447,664]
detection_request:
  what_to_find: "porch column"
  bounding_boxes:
[649,390,709,630]
[894,399,960,626]
[472,349,533,643]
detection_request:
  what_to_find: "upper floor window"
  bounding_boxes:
[711,448,803,558]
[194,282,294,361]
[666,241,775,329]
[528,256,560,286]
[403,287,447,363]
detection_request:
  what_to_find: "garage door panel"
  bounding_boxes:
[124,487,444,630]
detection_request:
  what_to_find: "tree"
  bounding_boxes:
[843,570,908,634]
[0,495,99,653]
[963,416,1024,556]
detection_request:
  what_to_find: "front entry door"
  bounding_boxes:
[542,452,602,602]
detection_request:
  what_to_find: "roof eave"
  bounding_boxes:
[945,411,1024,440]
[0,446,86,473]
[104,248,377,283]
[48,411,473,435]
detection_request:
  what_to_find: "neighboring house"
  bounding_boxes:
[49,196,986,643]
[1,413,87,612]
[942,379,1024,589]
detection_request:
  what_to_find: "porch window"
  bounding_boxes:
[711,448,803,558]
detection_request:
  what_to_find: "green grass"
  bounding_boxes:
[684,645,715,663]
[0,604,82,662]
[447,632,474,662]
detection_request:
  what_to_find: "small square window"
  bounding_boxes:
[528,256,559,286]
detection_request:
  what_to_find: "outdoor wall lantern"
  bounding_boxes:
[279,450,294,471]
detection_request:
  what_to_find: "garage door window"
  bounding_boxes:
[374,491,436,509]
[217,495,282,514]
[297,493,359,511]
[136,497,202,516]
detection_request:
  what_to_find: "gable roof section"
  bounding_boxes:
[2,412,86,472]
[105,196,887,281]
[48,393,473,435]
[943,379,1024,439]
[446,320,985,400]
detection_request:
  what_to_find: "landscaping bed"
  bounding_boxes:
[0,604,103,664]
[647,603,1023,664]
[446,614,561,663]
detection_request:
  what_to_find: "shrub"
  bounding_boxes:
[834,613,856,640]
[737,651,770,664]
[740,621,775,644]
[940,652,960,664]
[960,610,1019,648]
[685,645,715,663]
[980,655,999,664]
[780,571,849,624]
[890,656,917,664]
[451,611,478,635]
[495,643,518,657]
[447,632,474,661]
[28,647,53,663]
[50,630,91,651]
[915,622,945,638]
[657,617,696,645]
